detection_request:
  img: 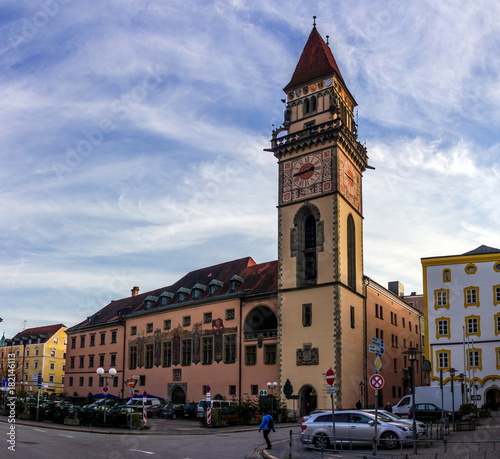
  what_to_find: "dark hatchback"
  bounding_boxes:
[146,404,165,418]
[160,404,185,419]
[184,402,198,419]
[408,403,451,422]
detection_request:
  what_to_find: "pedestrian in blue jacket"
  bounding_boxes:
[259,409,275,450]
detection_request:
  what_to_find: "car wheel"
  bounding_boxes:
[313,433,330,449]
[381,431,399,450]
[171,414,176,420]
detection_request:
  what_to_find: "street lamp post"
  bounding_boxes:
[458,373,465,405]
[96,367,117,425]
[267,381,277,420]
[403,347,421,454]
[449,368,456,429]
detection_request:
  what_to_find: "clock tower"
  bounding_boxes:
[269,25,369,411]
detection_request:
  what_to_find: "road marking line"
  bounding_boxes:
[129,449,154,455]
[33,428,45,432]
[59,434,75,438]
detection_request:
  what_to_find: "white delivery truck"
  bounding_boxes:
[392,385,462,417]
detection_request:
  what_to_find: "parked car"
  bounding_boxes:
[196,399,234,418]
[361,410,427,436]
[146,404,165,418]
[301,409,327,423]
[301,410,414,450]
[408,403,451,422]
[184,402,198,419]
[160,404,185,419]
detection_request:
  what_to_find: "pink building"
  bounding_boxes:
[65,257,279,402]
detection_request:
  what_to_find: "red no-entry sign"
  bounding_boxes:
[369,374,385,390]
[325,368,335,386]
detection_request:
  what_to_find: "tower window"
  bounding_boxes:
[304,215,317,282]
[302,304,312,327]
[347,215,356,289]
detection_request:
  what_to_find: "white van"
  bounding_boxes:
[196,399,234,418]
[126,397,164,411]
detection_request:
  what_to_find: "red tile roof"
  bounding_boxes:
[10,323,66,342]
[68,257,278,332]
[284,26,346,92]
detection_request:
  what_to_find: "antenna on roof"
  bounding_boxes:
[326,35,329,45]
[313,16,316,27]
[21,320,27,330]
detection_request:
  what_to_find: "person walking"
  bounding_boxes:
[384,402,392,412]
[356,400,362,409]
[259,409,275,450]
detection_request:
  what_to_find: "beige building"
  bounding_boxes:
[65,25,424,415]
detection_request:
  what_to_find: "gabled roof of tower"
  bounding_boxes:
[461,245,500,256]
[284,26,346,92]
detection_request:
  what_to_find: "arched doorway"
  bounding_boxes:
[299,385,317,416]
[171,385,186,404]
[485,387,500,410]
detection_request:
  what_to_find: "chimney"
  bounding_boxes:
[131,286,140,297]
[388,281,404,297]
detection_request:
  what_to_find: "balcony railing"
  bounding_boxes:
[244,329,277,341]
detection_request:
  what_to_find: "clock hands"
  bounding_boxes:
[293,165,315,177]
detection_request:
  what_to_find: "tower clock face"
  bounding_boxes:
[280,149,332,204]
[338,152,361,212]
[292,154,323,188]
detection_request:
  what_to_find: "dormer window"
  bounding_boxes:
[230,275,244,292]
[159,291,174,305]
[208,279,223,296]
[176,287,191,302]
[192,283,207,299]
[144,296,158,309]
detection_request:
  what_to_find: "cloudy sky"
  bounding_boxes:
[1,0,499,339]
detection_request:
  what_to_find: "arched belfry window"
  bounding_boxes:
[291,204,324,287]
[304,215,317,282]
[347,214,356,289]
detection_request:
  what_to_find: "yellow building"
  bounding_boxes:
[1,324,67,395]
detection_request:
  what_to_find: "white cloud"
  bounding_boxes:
[1,0,500,338]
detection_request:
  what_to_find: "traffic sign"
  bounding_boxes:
[372,337,384,346]
[326,386,336,394]
[369,374,385,390]
[127,378,136,388]
[374,355,382,371]
[103,386,108,392]
[325,368,335,386]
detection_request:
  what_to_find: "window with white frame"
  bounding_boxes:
[465,315,480,337]
[437,318,450,338]
[494,285,500,305]
[468,349,482,370]
[437,351,449,369]
[435,289,449,308]
[464,287,479,307]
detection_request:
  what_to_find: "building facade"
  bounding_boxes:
[1,324,67,395]
[65,258,279,402]
[365,278,423,408]
[422,245,500,409]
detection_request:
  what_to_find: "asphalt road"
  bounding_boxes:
[6,422,292,458]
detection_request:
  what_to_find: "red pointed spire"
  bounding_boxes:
[283,27,345,92]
